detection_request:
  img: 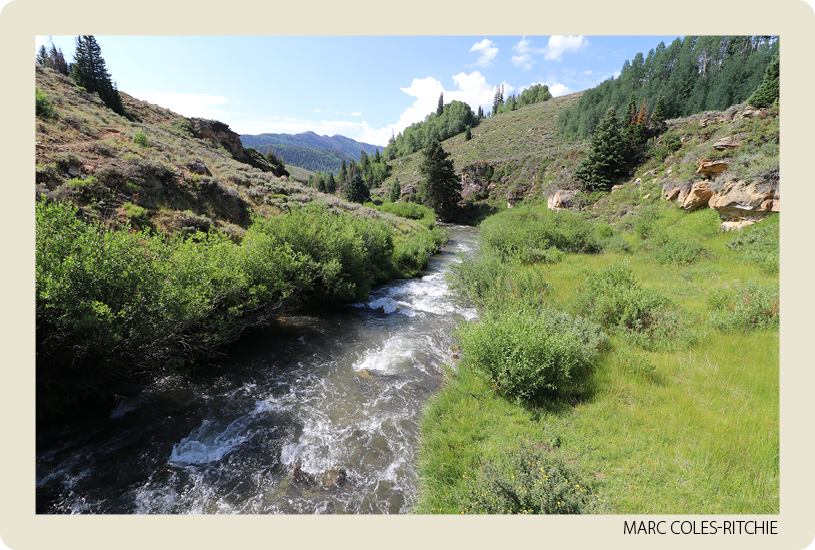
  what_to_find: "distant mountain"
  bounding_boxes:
[240,131,381,174]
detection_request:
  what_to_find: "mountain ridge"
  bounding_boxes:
[240,131,381,174]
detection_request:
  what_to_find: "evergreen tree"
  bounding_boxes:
[492,84,504,116]
[652,91,667,130]
[71,35,129,118]
[465,125,472,141]
[327,173,337,194]
[437,93,444,116]
[344,174,370,204]
[574,108,628,191]
[418,140,461,222]
[339,160,348,185]
[389,177,401,202]
[747,52,779,108]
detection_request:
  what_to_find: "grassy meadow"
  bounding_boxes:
[416,202,779,514]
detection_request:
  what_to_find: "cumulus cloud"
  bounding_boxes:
[469,39,499,67]
[129,91,230,120]
[544,35,589,61]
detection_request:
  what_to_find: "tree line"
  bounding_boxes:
[558,36,779,140]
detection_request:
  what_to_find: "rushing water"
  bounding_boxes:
[36,225,478,514]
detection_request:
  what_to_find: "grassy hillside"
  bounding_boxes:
[34,63,446,414]
[380,92,585,202]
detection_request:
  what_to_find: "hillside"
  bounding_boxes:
[34,63,447,413]
[35,64,416,239]
[240,131,380,174]
[381,89,779,232]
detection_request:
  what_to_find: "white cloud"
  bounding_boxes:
[351,112,362,117]
[511,37,537,71]
[469,39,499,68]
[315,108,332,113]
[130,91,230,120]
[547,82,571,97]
[544,35,588,61]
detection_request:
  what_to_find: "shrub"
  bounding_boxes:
[574,260,695,350]
[133,131,149,147]
[708,283,779,331]
[479,205,603,263]
[651,234,708,266]
[463,443,604,514]
[457,308,607,405]
[36,88,58,119]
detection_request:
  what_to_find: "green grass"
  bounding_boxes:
[417,205,779,514]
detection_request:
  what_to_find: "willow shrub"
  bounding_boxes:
[36,199,426,403]
[464,443,604,514]
[457,309,607,405]
[573,259,697,351]
[708,283,779,331]
[447,249,551,312]
[478,205,603,263]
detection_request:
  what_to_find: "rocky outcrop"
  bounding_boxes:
[712,137,741,151]
[696,158,729,179]
[707,179,778,229]
[681,181,714,211]
[459,162,492,200]
[547,188,577,211]
[190,118,246,161]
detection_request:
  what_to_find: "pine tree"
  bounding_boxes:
[747,52,779,108]
[340,160,348,185]
[389,177,401,202]
[418,140,461,222]
[71,35,129,118]
[465,125,472,141]
[652,91,667,130]
[574,108,628,191]
[344,174,370,204]
[437,93,444,116]
[327,173,337,194]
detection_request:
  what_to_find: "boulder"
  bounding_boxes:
[696,158,728,179]
[547,188,576,211]
[680,181,714,211]
[187,160,211,176]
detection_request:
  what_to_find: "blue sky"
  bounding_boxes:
[35,35,684,146]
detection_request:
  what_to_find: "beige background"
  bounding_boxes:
[2,0,813,548]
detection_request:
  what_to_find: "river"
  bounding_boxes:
[36,225,478,514]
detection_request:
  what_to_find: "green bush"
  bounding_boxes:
[133,131,149,147]
[479,205,603,263]
[447,249,552,311]
[708,283,779,331]
[457,308,607,405]
[370,200,436,229]
[574,260,695,350]
[463,443,604,514]
[36,88,58,119]
[651,234,708,266]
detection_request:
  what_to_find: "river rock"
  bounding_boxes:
[320,469,347,489]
